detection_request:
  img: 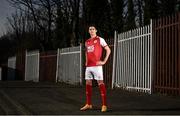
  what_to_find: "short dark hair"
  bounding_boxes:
[88,24,97,30]
[88,24,96,27]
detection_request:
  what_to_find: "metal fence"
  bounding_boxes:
[112,22,152,93]
[25,50,39,82]
[56,45,82,85]
[102,38,114,88]
[152,13,180,95]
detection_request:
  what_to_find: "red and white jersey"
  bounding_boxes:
[85,36,107,67]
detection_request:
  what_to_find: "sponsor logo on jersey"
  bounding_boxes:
[87,45,94,52]
[94,40,97,44]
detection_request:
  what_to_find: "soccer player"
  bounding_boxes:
[80,25,111,112]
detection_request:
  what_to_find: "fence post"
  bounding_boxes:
[36,51,40,82]
[112,31,118,89]
[80,43,82,86]
[0,67,1,81]
[150,19,153,94]
[178,13,180,95]
[25,50,27,81]
[56,48,60,83]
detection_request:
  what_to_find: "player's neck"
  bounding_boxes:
[90,34,97,39]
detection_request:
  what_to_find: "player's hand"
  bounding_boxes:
[96,61,105,66]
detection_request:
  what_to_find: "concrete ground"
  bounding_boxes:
[0,81,180,115]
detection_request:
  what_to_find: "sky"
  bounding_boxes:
[0,0,15,37]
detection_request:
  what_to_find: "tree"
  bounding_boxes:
[176,0,180,11]
[52,0,82,47]
[0,34,15,64]
[134,0,143,26]
[159,0,177,16]
[54,4,69,48]
[8,0,57,51]
[111,0,125,32]
[125,0,136,30]
[83,0,112,38]
[7,10,42,51]
[143,0,159,25]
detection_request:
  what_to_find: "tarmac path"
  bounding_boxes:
[0,81,180,115]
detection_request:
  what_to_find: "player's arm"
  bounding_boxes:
[103,45,111,64]
[97,45,111,65]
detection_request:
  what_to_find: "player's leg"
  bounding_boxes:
[80,80,93,111]
[85,80,92,105]
[80,68,93,111]
[93,66,107,112]
[97,80,107,112]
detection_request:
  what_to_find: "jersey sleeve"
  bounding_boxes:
[99,37,108,47]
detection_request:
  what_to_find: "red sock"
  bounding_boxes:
[86,84,92,105]
[99,83,107,106]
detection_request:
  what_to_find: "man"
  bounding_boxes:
[80,25,111,112]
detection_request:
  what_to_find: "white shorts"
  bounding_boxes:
[85,66,103,80]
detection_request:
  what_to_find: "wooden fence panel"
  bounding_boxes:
[39,51,57,82]
[16,50,25,80]
[25,50,39,82]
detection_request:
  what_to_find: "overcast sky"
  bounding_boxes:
[0,0,15,37]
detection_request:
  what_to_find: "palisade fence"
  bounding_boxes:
[112,21,152,93]
[152,13,180,95]
[103,38,114,88]
[56,45,82,85]
[25,50,39,82]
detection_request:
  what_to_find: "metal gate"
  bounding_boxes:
[112,22,152,93]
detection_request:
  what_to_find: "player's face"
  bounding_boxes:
[89,26,97,36]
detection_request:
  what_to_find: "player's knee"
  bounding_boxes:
[86,80,92,85]
[98,81,104,86]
